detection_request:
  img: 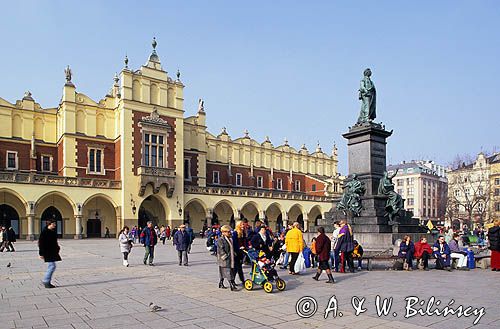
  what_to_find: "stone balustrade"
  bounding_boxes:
[184,185,332,202]
[0,171,121,189]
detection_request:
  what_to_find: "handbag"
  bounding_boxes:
[294,252,306,273]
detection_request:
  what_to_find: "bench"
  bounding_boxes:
[365,255,399,271]
[474,255,491,269]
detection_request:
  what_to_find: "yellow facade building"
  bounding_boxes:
[0,40,341,239]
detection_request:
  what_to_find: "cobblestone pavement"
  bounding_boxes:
[0,239,498,329]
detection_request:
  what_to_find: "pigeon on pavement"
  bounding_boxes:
[6,263,11,268]
[149,302,162,312]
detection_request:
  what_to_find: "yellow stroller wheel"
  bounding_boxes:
[276,278,286,291]
[244,279,253,291]
[263,281,273,293]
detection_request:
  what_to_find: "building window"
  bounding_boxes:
[407,198,414,206]
[257,176,263,188]
[213,171,220,184]
[6,151,18,170]
[397,179,403,186]
[41,155,52,172]
[406,177,414,185]
[276,178,283,190]
[478,187,483,195]
[88,148,103,174]
[184,158,191,181]
[407,187,414,195]
[464,188,470,197]
[143,133,165,168]
[294,180,301,191]
[495,188,500,196]
[495,178,500,185]
[454,189,460,197]
[312,184,316,192]
[333,183,338,193]
[235,173,242,186]
[397,188,403,195]
[496,202,500,212]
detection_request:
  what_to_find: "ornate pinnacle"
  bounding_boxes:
[244,129,249,138]
[176,69,181,81]
[124,55,129,69]
[113,73,119,85]
[152,37,157,50]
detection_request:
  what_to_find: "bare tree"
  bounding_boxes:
[447,169,491,228]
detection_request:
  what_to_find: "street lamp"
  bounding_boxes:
[130,194,136,215]
[176,197,182,217]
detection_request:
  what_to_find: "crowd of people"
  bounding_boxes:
[32,217,500,289]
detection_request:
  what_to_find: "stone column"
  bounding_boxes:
[206,208,213,227]
[116,215,122,238]
[74,215,83,239]
[26,214,35,241]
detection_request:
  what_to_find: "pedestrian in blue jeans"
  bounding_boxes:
[38,220,61,288]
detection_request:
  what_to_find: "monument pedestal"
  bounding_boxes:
[320,122,427,251]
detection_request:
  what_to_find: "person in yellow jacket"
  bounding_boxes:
[285,222,304,275]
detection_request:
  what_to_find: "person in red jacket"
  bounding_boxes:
[312,227,335,283]
[414,236,433,271]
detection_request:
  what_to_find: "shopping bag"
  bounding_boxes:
[294,252,306,273]
[277,253,284,265]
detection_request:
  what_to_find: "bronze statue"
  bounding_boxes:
[378,170,404,223]
[357,68,376,124]
[337,174,366,217]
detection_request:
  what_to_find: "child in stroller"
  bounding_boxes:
[244,248,286,293]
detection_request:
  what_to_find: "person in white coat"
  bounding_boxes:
[119,226,133,267]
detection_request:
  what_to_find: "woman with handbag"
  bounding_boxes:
[285,222,304,275]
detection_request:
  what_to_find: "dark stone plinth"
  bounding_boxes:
[342,123,392,196]
[316,121,427,251]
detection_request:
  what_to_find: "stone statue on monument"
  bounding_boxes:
[357,68,376,124]
[378,170,404,224]
[337,174,366,217]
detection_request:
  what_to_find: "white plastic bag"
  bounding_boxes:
[294,252,306,273]
[277,253,284,265]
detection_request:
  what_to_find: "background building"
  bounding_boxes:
[387,161,448,225]
[446,152,499,229]
[0,40,341,239]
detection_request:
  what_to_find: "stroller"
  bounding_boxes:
[243,248,286,293]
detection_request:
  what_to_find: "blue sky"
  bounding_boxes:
[1,1,499,174]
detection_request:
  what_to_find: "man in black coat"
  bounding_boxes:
[7,227,16,252]
[38,220,61,288]
[250,226,272,257]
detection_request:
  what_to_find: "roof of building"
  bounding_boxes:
[387,162,439,176]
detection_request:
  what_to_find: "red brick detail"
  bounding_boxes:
[75,138,116,179]
[57,142,64,174]
[0,140,57,173]
[114,139,121,180]
[207,163,230,185]
[132,111,176,174]
[184,152,199,186]
[304,176,327,196]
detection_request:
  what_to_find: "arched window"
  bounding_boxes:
[150,84,160,105]
[133,80,142,101]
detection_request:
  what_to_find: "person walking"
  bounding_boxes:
[335,220,355,273]
[488,219,500,271]
[232,220,247,284]
[312,227,335,283]
[140,221,157,266]
[330,221,341,272]
[173,224,190,266]
[104,227,110,238]
[185,224,195,254]
[159,225,166,245]
[38,220,61,288]
[6,227,16,252]
[119,226,133,267]
[217,225,237,291]
[0,227,9,252]
[285,222,304,275]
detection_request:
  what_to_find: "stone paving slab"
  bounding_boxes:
[0,239,499,329]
